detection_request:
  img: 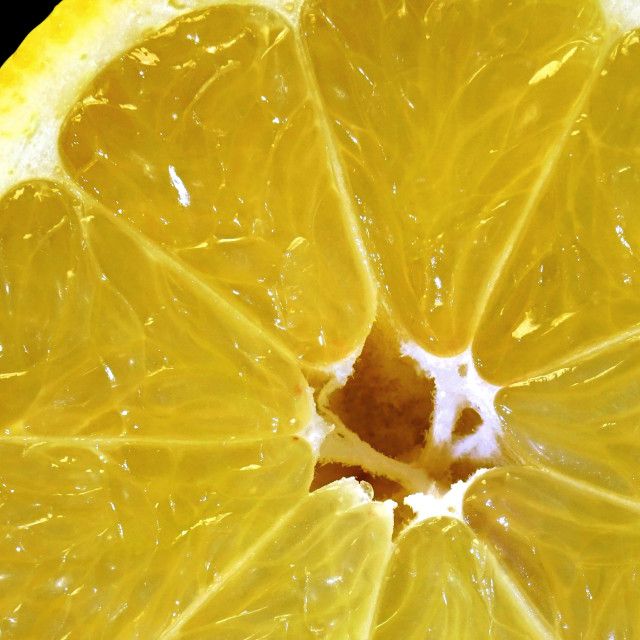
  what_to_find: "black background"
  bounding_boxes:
[2,2,59,64]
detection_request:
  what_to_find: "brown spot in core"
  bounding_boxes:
[453,406,483,438]
[312,319,498,537]
[328,321,434,461]
[311,462,415,536]
[311,462,402,500]
[449,458,484,484]
[421,441,489,488]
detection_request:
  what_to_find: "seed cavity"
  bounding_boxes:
[309,317,503,532]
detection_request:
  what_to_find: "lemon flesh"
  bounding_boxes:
[1,0,640,638]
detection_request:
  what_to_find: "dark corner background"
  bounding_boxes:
[2,2,59,65]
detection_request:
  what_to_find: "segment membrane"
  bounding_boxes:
[60,5,375,365]
[0,436,312,639]
[475,29,640,383]
[302,0,609,355]
[464,466,640,639]
[0,181,310,440]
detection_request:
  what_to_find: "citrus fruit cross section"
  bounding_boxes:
[1,0,640,638]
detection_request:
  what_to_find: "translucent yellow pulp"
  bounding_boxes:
[2,0,640,638]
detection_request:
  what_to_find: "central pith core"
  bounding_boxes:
[312,319,501,518]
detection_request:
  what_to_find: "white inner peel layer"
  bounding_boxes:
[401,344,502,460]
[305,340,502,516]
[602,0,640,30]
[405,468,490,523]
[300,409,333,456]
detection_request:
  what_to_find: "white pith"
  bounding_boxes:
[310,340,502,521]
[603,0,640,30]
[300,409,333,456]
[401,344,501,460]
[404,467,490,523]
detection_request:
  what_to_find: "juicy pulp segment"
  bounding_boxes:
[0,436,313,639]
[164,480,393,639]
[498,336,640,497]
[59,4,376,366]
[464,467,640,638]
[475,28,640,383]
[301,0,610,360]
[0,180,311,440]
[373,517,544,639]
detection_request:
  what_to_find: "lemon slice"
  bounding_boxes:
[2,0,640,638]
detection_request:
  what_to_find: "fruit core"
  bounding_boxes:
[312,319,502,516]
